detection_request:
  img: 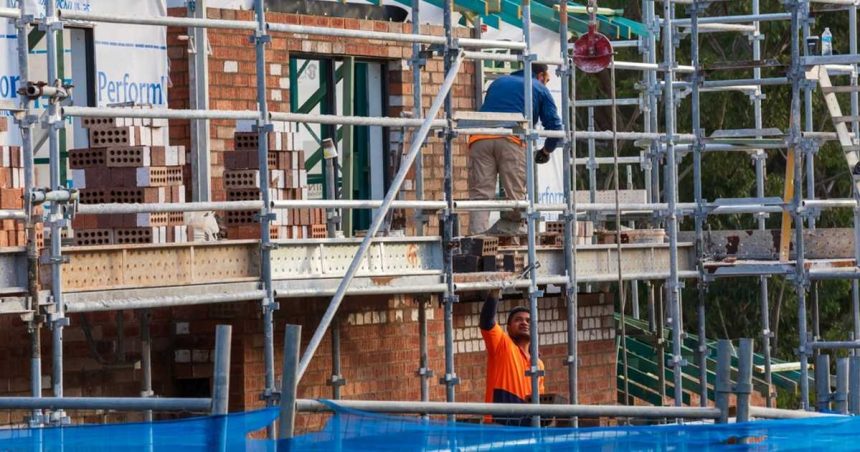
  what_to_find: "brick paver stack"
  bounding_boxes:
[70,115,188,245]
[223,122,326,240]
[0,118,27,247]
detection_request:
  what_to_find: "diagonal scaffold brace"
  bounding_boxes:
[295,50,466,381]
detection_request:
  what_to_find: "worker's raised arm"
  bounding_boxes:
[480,290,502,331]
[537,85,562,152]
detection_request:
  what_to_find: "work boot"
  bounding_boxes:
[483,219,527,237]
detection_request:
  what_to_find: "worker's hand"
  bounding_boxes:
[534,148,551,164]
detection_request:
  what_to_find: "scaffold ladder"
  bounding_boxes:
[807,65,860,197]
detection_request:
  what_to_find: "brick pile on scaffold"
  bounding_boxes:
[0,117,31,247]
[69,111,188,245]
[223,122,327,240]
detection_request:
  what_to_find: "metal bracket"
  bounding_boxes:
[38,18,63,33]
[249,31,271,45]
[49,314,70,328]
[255,212,278,222]
[439,374,460,386]
[328,374,346,387]
[252,123,274,134]
[733,382,753,395]
[260,388,278,403]
[262,300,280,315]
[39,254,69,265]
[667,356,688,367]
[15,15,35,29]
[525,367,545,378]
[416,367,434,378]
[443,294,460,304]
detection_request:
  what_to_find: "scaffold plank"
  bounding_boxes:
[684,228,857,260]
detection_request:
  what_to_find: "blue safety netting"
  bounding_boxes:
[0,407,279,452]
[3,402,860,451]
[283,401,860,451]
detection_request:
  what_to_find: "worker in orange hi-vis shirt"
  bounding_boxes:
[479,289,545,425]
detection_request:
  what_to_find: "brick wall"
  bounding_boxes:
[0,291,616,430]
[167,8,477,234]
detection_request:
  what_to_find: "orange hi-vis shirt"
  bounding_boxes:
[481,323,546,407]
[468,134,523,147]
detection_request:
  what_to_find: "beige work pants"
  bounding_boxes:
[468,138,526,235]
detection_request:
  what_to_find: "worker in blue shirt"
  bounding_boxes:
[467,63,562,237]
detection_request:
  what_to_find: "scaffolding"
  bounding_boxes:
[1,0,860,436]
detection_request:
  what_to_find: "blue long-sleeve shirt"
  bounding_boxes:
[479,70,562,151]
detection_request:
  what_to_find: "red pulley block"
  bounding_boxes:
[573,23,613,73]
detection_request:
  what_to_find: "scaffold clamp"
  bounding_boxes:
[525,367,545,378]
[439,373,460,386]
[249,30,271,44]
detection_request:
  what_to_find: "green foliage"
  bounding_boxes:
[584,1,858,399]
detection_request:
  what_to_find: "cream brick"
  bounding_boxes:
[279,77,290,89]
[224,60,238,73]
[175,322,190,335]
[270,63,282,76]
[175,349,191,363]
[271,90,282,101]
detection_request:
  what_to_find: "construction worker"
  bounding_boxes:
[468,63,562,237]
[479,289,545,425]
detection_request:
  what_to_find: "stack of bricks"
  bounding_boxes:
[222,123,327,240]
[0,118,26,247]
[69,116,188,245]
[544,220,594,246]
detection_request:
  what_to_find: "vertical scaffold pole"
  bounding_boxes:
[752,0,774,408]
[211,325,232,416]
[559,1,579,425]
[851,0,860,356]
[330,317,343,399]
[252,0,278,435]
[411,0,427,236]
[689,0,708,407]
[645,0,660,208]
[661,0,684,407]
[139,310,154,422]
[417,296,432,407]
[440,0,459,419]
[788,0,811,410]
[522,0,543,428]
[44,0,67,425]
[16,1,41,428]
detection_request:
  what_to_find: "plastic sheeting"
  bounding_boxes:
[0,408,278,451]
[284,401,860,451]
[2,402,859,451]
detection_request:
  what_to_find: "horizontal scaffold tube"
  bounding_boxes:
[65,291,267,313]
[0,397,212,412]
[0,7,18,19]
[749,406,841,419]
[63,106,260,121]
[71,200,816,216]
[454,271,702,290]
[0,210,25,220]
[809,341,860,350]
[60,11,527,51]
[668,13,791,27]
[295,399,721,419]
[60,10,256,30]
[272,200,447,210]
[77,201,263,214]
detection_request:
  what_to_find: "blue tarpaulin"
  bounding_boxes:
[2,401,859,451]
